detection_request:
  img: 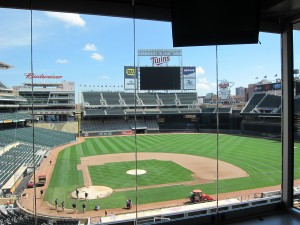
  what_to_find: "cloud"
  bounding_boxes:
[91,53,104,61]
[194,66,216,96]
[256,65,263,70]
[197,77,216,91]
[83,43,97,51]
[45,12,85,28]
[196,66,205,75]
[56,59,69,64]
[197,79,217,96]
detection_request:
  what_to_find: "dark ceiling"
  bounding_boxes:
[0,0,300,45]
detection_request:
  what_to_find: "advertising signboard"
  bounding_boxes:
[124,66,136,90]
[183,66,196,90]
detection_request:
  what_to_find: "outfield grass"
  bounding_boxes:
[44,133,300,210]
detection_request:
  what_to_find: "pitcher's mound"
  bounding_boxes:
[71,186,113,200]
[126,169,147,175]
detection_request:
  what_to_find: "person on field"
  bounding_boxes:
[82,202,86,212]
[76,189,79,199]
[72,203,77,213]
[126,198,132,209]
[55,199,58,210]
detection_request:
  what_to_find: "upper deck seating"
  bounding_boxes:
[137,93,158,105]
[242,93,266,113]
[176,93,197,105]
[257,94,281,108]
[82,92,101,105]
[120,93,137,106]
[101,92,121,105]
[157,93,176,106]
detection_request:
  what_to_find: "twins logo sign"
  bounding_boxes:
[150,56,170,66]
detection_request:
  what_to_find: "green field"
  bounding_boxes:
[44,133,300,210]
[89,160,194,188]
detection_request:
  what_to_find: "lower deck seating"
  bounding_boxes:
[0,208,79,225]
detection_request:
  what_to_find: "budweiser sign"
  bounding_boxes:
[150,56,170,66]
[25,73,63,79]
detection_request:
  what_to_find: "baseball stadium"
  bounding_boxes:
[1,50,300,225]
[0,1,300,224]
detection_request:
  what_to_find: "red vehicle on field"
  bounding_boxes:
[189,189,214,203]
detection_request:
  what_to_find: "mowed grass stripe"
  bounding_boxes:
[48,146,84,188]
[89,138,102,155]
[82,140,95,156]
[218,146,281,173]
[97,137,118,153]
[90,138,114,154]
[117,136,136,152]
[104,137,130,153]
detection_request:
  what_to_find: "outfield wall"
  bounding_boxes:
[33,122,78,133]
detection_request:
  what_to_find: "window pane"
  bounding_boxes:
[293,22,300,210]
[134,18,218,224]
[217,34,282,207]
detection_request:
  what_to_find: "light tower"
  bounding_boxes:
[218,79,235,103]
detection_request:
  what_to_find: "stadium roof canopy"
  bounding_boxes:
[0,0,300,46]
[0,61,13,70]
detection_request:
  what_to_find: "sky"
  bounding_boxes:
[0,7,292,96]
